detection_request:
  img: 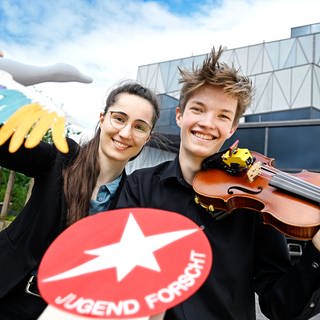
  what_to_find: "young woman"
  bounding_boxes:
[0,82,160,319]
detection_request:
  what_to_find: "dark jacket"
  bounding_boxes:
[0,138,126,298]
[117,157,320,320]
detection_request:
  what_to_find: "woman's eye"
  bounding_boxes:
[114,115,126,123]
[135,124,147,132]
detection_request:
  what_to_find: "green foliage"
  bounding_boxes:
[5,214,16,222]
[42,125,81,144]
[0,168,31,216]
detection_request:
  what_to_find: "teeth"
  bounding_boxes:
[194,132,213,140]
[113,140,129,149]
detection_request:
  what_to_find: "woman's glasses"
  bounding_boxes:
[108,111,152,138]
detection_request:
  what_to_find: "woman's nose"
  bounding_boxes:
[118,123,133,138]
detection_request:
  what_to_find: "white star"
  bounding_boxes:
[43,213,198,282]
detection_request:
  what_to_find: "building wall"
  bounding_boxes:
[133,23,320,173]
[137,24,320,117]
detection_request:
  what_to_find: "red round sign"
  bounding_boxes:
[38,208,212,319]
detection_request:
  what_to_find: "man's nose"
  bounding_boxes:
[198,113,216,127]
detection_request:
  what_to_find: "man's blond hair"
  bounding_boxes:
[178,46,253,125]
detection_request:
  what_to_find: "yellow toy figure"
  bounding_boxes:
[0,51,92,153]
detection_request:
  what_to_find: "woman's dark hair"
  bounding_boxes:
[63,82,159,225]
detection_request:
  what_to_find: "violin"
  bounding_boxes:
[192,141,320,240]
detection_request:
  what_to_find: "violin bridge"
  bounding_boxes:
[247,161,262,182]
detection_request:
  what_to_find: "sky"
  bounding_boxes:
[1,0,320,137]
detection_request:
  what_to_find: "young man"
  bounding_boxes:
[117,47,320,319]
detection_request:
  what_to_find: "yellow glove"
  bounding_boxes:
[0,70,68,153]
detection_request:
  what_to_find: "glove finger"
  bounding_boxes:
[24,110,56,149]
[0,103,41,145]
[9,108,44,153]
[52,115,69,153]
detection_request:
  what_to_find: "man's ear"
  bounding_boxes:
[175,106,182,128]
[227,125,238,139]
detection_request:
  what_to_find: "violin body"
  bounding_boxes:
[193,152,320,240]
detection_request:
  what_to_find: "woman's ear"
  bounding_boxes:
[99,112,105,129]
[145,134,151,144]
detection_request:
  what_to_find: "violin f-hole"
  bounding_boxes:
[228,186,263,195]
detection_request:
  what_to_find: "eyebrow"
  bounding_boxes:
[190,100,205,107]
[220,108,235,115]
[189,101,235,115]
[110,110,152,127]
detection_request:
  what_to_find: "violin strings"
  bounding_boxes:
[270,167,320,193]
[263,167,320,203]
[270,175,320,202]
[260,165,320,193]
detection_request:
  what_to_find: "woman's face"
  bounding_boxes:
[99,93,154,165]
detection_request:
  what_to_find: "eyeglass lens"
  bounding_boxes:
[109,111,151,137]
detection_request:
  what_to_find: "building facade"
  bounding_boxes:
[126,22,320,173]
[137,22,320,117]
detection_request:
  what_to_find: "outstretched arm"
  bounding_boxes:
[0,51,92,153]
[0,70,69,153]
[0,51,92,85]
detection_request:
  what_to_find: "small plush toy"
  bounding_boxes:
[0,52,92,153]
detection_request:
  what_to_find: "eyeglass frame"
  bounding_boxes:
[107,110,153,138]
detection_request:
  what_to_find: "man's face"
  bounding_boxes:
[176,85,238,163]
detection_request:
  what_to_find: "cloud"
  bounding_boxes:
[0,0,319,133]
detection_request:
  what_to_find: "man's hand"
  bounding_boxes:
[312,229,320,251]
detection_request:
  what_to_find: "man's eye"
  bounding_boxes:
[190,107,202,113]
